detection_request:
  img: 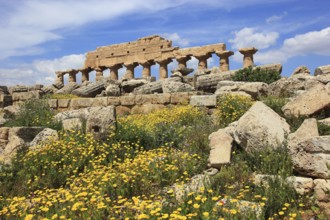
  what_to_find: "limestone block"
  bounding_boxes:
[190,95,217,107]
[290,136,330,179]
[208,128,233,168]
[92,97,108,107]
[29,128,59,149]
[195,71,235,92]
[116,106,131,116]
[71,81,105,97]
[314,65,330,76]
[12,91,41,102]
[54,108,90,122]
[285,176,314,195]
[135,95,153,105]
[58,99,71,108]
[55,83,79,94]
[171,92,191,104]
[131,104,165,114]
[291,66,310,76]
[282,84,330,117]
[120,95,136,106]
[314,179,330,202]
[0,127,9,140]
[107,97,120,106]
[152,93,171,104]
[62,118,83,130]
[162,81,194,93]
[70,98,94,109]
[47,99,58,108]
[234,101,291,153]
[318,117,330,126]
[121,79,148,93]
[105,84,120,96]
[86,106,116,137]
[216,81,268,99]
[288,118,319,149]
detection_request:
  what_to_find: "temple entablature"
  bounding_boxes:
[55,35,260,85]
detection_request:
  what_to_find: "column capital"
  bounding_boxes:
[155,58,172,65]
[215,50,234,58]
[194,53,212,60]
[239,47,258,55]
[124,62,139,68]
[140,60,155,66]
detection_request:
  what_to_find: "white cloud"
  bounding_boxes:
[266,11,287,23]
[229,27,279,50]
[0,54,85,86]
[161,33,190,47]
[255,27,330,64]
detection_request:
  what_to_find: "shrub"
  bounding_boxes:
[215,94,254,127]
[318,122,330,135]
[232,66,281,84]
[4,99,62,130]
[261,95,288,117]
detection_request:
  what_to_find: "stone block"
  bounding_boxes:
[70,98,94,109]
[190,95,217,107]
[12,91,41,102]
[152,93,171,104]
[58,99,71,108]
[171,92,191,104]
[107,97,120,106]
[92,97,108,107]
[135,94,153,105]
[47,99,58,108]
[131,104,165,114]
[116,106,131,117]
[208,128,233,168]
[120,95,136,106]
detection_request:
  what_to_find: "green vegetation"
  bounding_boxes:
[232,66,281,84]
[3,99,62,130]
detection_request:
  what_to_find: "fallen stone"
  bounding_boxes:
[318,117,330,126]
[314,179,330,202]
[105,84,121,96]
[121,79,148,93]
[288,118,319,149]
[291,66,310,76]
[314,65,330,76]
[216,81,268,99]
[171,67,194,76]
[29,128,59,149]
[285,176,314,195]
[234,101,290,153]
[86,106,116,137]
[162,81,194,93]
[62,118,83,130]
[190,95,217,107]
[12,91,41,102]
[208,128,233,169]
[282,84,330,117]
[195,71,236,92]
[55,83,79,94]
[71,81,105,97]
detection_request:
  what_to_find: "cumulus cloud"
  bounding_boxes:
[0,54,85,86]
[229,27,279,50]
[255,27,330,64]
[161,33,190,47]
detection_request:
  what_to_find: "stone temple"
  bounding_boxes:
[55,35,258,84]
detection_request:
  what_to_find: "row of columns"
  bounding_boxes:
[55,47,258,84]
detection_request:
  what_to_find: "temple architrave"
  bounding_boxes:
[55,35,242,84]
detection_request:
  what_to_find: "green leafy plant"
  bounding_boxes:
[232,66,281,84]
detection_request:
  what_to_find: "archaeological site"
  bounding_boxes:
[0,35,330,219]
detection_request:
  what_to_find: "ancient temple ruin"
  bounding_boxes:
[55,35,258,84]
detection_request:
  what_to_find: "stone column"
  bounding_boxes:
[157,59,172,80]
[176,56,191,68]
[55,71,64,84]
[216,50,234,72]
[124,63,138,79]
[95,67,104,81]
[81,69,90,82]
[141,61,155,78]
[68,70,77,83]
[195,54,211,70]
[239,47,258,68]
[109,64,122,80]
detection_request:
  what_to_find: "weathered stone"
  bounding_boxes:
[55,83,79,94]
[171,67,194,76]
[52,82,64,89]
[29,128,59,149]
[121,79,148,93]
[107,97,120,106]
[282,84,330,117]
[290,136,330,179]
[216,81,268,99]
[314,179,330,202]
[194,68,212,76]
[12,91,41,102]
[234,102,290,153]
[152,93,171,104]
[171,92,192,104]
[92,97,108,107]
[9,85,28,93]
[257,63,282,74]
[58,99,71,108]
[86,106,116,137]
[195,71,236,92]
[288,118,319,149]
[292,66,310,76]
[190,95,217,107]
[70,98,94,109]
[314,65,330,76]
[285,176,314,195]
[131,104,165,114]
[162,81,194,93]
[47,99,58,108]
[116,106,131,116]
[133,81,163,94]
[208,128,233,168]
[215,90,252,98]
[54,108,90,122]
[135,95,153,105]
[62,118,83,130]
[105,84,121,96]
[319,117,330,126]
[71,81,105,97]
[120,95,136,106]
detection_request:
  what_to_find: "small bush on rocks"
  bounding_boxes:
[232,66,281,84]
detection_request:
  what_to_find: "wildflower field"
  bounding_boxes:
[0,95,326,219]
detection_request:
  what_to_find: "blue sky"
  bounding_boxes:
[0,0,329,85]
